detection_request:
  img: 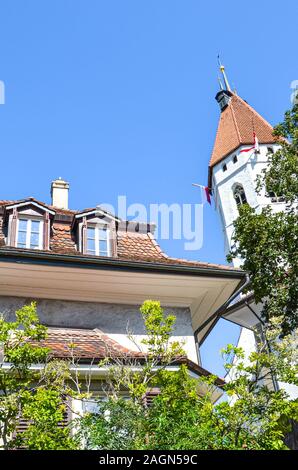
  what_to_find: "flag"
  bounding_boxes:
[240,131,259,154]
[204,186,211,205]
[192,183,212,205]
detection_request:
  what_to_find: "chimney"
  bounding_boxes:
[51,178,69,209]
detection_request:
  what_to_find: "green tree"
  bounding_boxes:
[78,398,145,450]
[14,360,79,450]
[228,104,298,334]
[139,365,217,450]
[141,319,298,450]
[77,301,298,450]
[0,302,78,450]
[104,300,184,402]
[215,319,298,450]
[257,104,298,204]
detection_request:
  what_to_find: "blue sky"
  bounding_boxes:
[0,1,297,376]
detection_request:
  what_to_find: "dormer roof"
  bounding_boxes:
[3,198,56,218]
[74,206,121,223]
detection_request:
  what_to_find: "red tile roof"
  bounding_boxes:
[33,327,225,386]
[0,199,240,272]
[210,93,277,170]
[40,327,142,359]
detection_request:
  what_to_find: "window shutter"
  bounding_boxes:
[43,211,50,250]
[109,221,117,257]
[13,399,72,447]
[142,388,160,408]
[58,400,72,428]
[82,216,87,254]
[14,416,31,435]
[10,207,18,246]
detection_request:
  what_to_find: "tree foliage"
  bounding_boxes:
[1,301,297,450]
[101,300,185,402]
[78,301,298,450]
[0,302,78,450]
[257,104,298,204]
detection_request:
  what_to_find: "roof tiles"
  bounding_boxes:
[40,327,142,359]
[0,199,240,272]
[30,326,225,385]
[210,93,277,169]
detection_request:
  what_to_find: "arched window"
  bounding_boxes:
[233,184,247,207]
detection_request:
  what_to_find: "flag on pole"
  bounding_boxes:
[192,184,212,205]
[239,131,259,154]
[204,186,211,205]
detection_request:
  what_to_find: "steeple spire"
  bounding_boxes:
[217,55,231,92]
[217,75,224,91]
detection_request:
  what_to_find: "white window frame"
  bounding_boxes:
[16,217,44,250]
[82,393,131,414]
[86,224,110,257]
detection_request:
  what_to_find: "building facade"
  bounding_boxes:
[0,179,245,421]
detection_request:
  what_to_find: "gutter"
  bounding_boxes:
[1,362,224,392]
[0,248,245,280]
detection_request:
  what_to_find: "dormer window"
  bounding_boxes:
[17,218,43,249]
[74,208,118,258]
[3,200,55,251]
[87,225,110,257]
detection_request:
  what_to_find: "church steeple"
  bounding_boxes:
[210,92,277,174]
[208,81,281,266]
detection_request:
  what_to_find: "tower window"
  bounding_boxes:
[222,163,227,172]
[233,184,247,207]
[233,155,238,164]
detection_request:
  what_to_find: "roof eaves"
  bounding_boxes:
[0,247,245,279]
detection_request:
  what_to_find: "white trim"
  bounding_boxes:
[7,363,223,400]
[1,361,218,382]
[0,362,223,404]
[75,208,120,222]
[5,200,55,215]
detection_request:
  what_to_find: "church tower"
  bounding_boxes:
[209,65,283,267]
[209,68,298,406]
